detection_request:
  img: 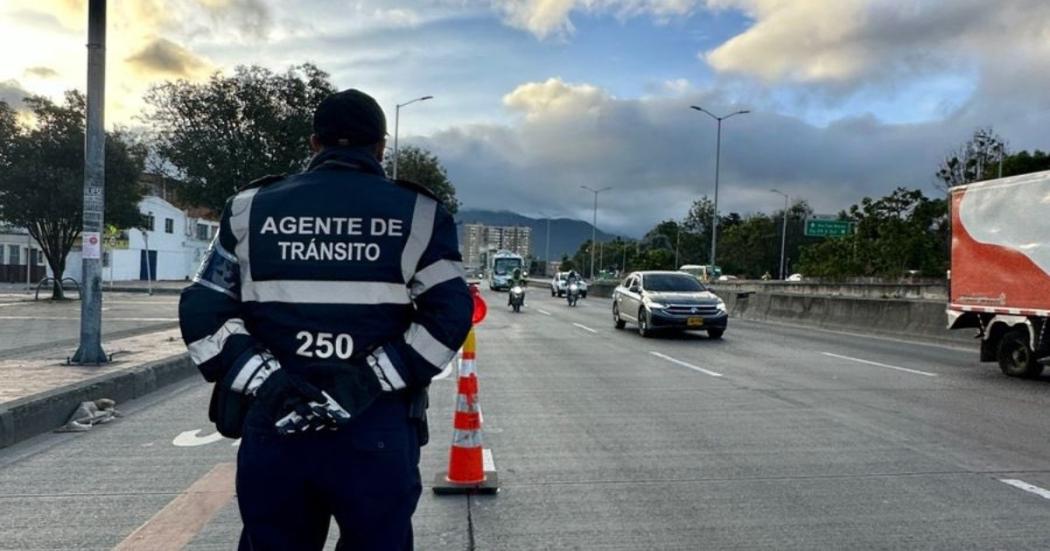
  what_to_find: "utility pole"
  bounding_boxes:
[771,189,789,280]
[72,0,107,365]
[675,226,681,268]
[581,185,612,280]
[690,106,750,268]
[25,232,32,291]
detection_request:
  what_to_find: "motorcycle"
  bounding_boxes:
[566,282,580,307]
[509,285,526,313]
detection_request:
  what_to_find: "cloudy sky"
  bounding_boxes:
[2,0,1049,236]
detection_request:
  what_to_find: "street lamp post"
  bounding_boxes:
[537,211,553,276]
[392,95,433,180]
[771,189,789,280]
[581,185,612,280]
[690,106,750,268]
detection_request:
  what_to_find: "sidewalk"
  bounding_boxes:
[0,328,185,404]
[0,294,196,448]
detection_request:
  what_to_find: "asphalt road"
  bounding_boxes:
[3,288,1050,549]
[0,292,179,357]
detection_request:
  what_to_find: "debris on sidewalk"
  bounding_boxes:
[55,398,123,432]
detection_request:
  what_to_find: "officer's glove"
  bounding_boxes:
[254,369,352,435]
[273,390,353,435]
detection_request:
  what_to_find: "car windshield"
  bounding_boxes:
[493,258,522,275]
[643,274,706,293]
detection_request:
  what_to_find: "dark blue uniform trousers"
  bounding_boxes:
[237,394,422,550]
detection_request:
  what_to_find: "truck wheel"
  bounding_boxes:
[998,329,1045,378]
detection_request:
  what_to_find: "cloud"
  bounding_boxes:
[0,79,32,110]
[23,66,59,79]
[704,0,1050,94]
[196,0,272,38]
[410,77,1050,237]
[125,38,213,78]
[494,0,703,39]
[503,77,611,119]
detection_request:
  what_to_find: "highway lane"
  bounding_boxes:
[470,288,1050,549]
[1,287,1050,548]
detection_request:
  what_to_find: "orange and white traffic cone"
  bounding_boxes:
[434,286,498,495]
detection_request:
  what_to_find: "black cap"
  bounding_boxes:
[313,89,387,147]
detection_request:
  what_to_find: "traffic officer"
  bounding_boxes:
[178,88,473,550]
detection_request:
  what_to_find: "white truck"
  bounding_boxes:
[948,170,1050,377]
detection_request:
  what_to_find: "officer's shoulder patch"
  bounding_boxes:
[238,173,287,192]
[393,178,441,202]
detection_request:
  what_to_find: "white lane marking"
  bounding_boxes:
[536,309,552,316]
[433,359,456,381]
[1000,479,1050,500]
[172,429,226,447]
[649,351,724,378]
[822,352,938,377]
[572,323,598,334]
[483,448,496,472]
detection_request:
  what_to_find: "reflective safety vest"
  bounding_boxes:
[178,146,473,399]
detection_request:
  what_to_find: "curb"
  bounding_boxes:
[0,353,196,449]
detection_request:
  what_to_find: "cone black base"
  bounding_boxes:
[432,471,499,495]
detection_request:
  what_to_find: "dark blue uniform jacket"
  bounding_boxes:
[178,147,472,406]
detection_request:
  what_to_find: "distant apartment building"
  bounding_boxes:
[501,226,532,259]
[461,224,487,270]
[460,223,532,270]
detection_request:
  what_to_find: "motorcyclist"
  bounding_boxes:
[508,267,526,306]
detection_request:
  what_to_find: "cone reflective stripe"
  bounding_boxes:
[434,292,498,495]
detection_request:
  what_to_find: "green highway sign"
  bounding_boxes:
[804,219,854,237]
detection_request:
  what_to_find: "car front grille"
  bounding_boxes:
[665,304,720,316]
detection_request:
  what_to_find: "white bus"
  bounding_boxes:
[488,250,524,291]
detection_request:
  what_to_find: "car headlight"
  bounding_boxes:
[716,299,726,312]
[644,298,667,309]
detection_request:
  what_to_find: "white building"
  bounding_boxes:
[460,223,532,271]
[0,225,46,284]
[61,195,220,283]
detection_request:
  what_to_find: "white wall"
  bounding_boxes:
[45,196,219,283]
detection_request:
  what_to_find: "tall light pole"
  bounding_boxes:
[537,211,553,276]
[690,106,750,269]
[581,186,612,280]
[675,225,681,268]
[72,0,107,364]
[392,95,433,180]
[771,189,789,280]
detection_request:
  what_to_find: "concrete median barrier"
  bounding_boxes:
[715,290,974,346]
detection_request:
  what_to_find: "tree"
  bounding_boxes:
[798,188,947,279]
[1001,149,1050,178]
[936,127,1005,189]
[143,64,335,211]
[382,145,460,214]
[0,92,145,299]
